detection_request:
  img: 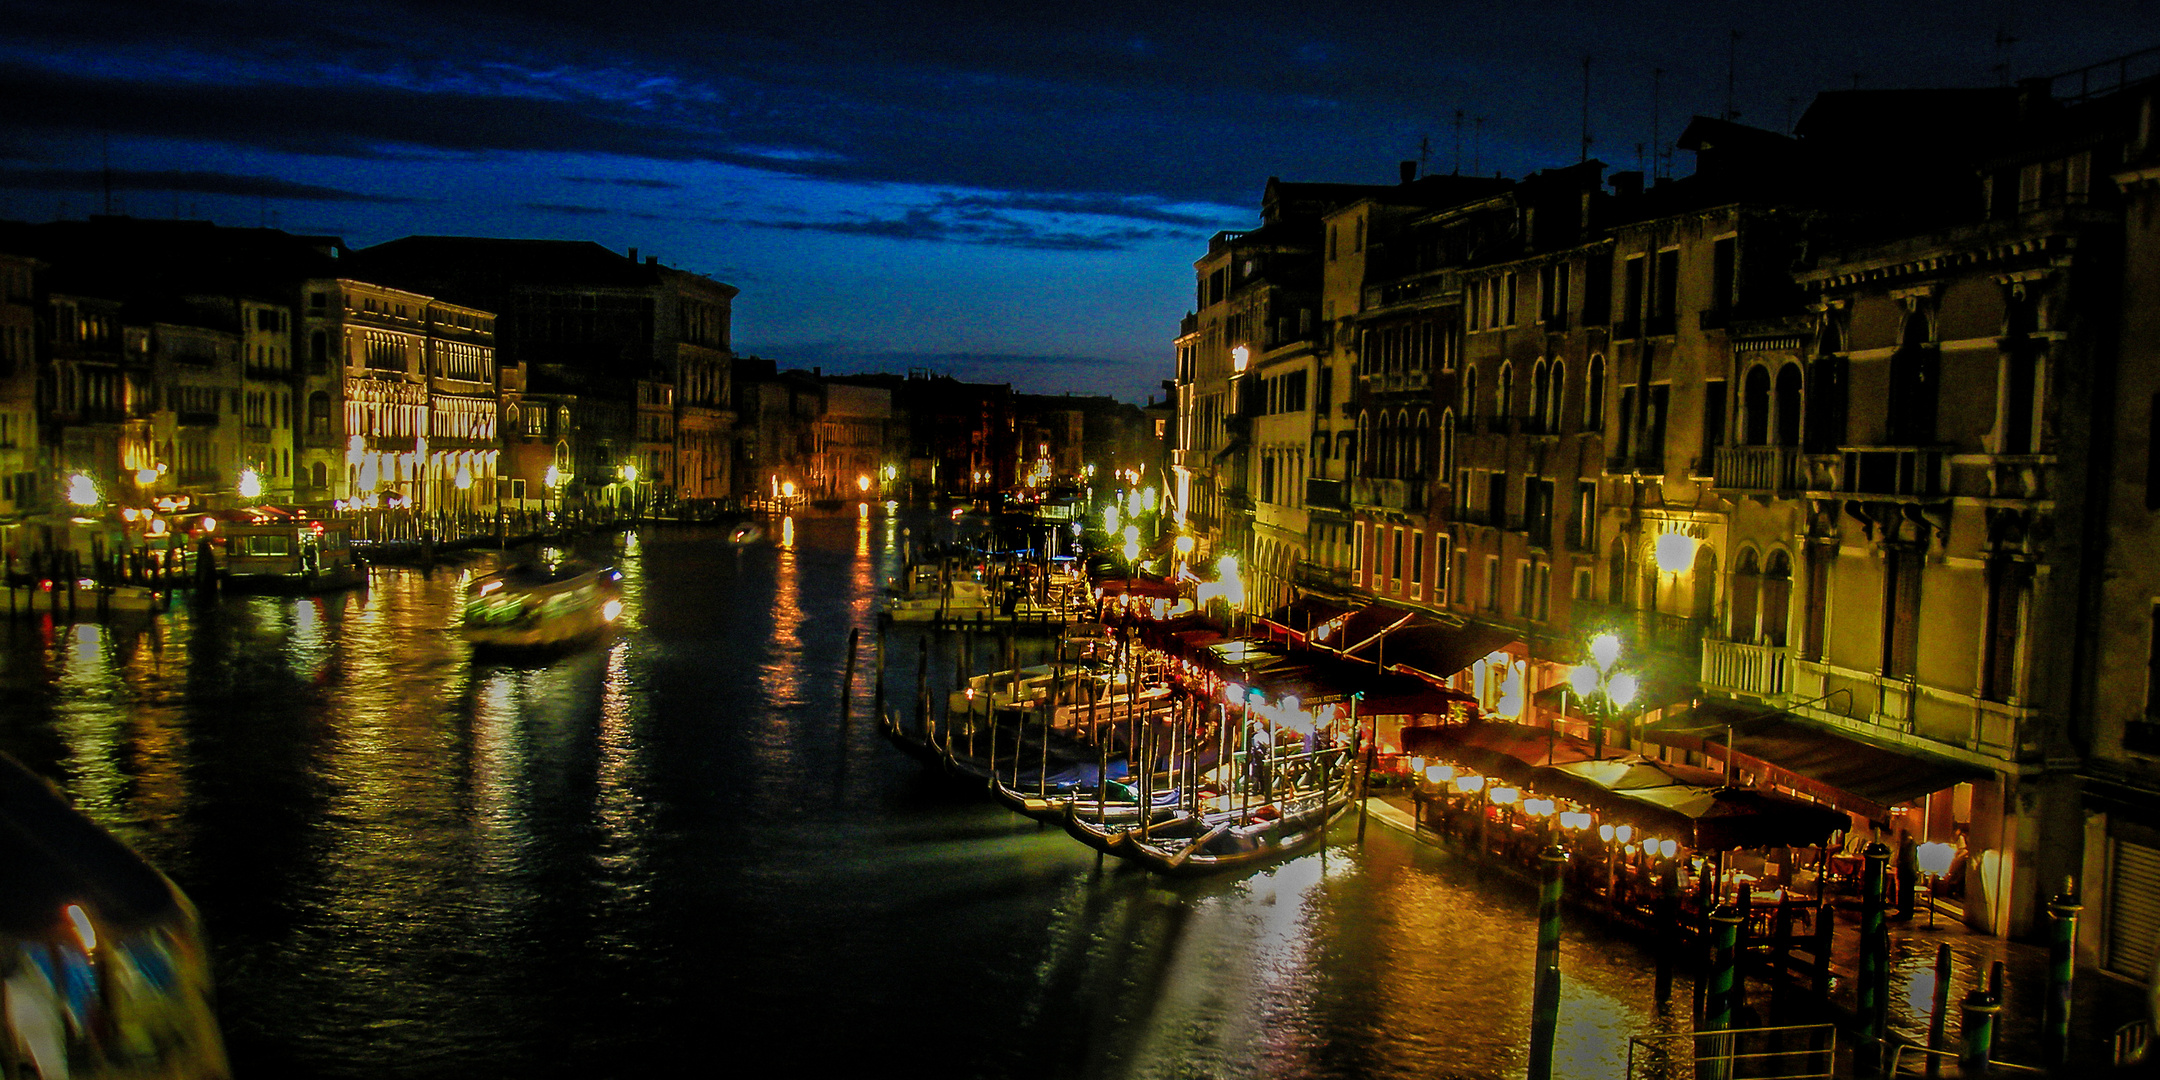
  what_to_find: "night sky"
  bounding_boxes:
[2,1,2153,400]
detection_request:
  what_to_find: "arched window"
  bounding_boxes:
[1730,548,1761,642]
[307,391,332,437]
[1412,410,1430,479]
[1691,545,1718,626]
[1887,305,1940,444]
[1463,366,1480,423]
[1548,360,1567,434]
[1498,362,1515,423]
[1440,409,1456,477]
[1378,415,1396,478]
[1530,360,1550,433]
[1761,549,1793,647]
[1356,411,1372,474]
[1585,354,1606,430]
[1806,318,1848,452]
[310,461,326,491]
[1743,364,1772,445]
[1774,362,1804,448]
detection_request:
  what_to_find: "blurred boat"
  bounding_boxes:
[462,560,623,653]
[1,751,230,1079]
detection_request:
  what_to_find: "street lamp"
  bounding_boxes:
[238,467,263,502]
[66,473,99,509]
[1569,631,1639,760]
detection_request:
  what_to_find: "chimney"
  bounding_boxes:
[628,247,638,263]
[1609,171,1644,198]
[2017,76,2054,121]
[1399,160,1418,184]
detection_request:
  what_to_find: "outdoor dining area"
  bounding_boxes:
[1399,718,1852,956]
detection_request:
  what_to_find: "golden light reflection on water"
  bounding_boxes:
[52,622,127,816]
[593,639,653,895]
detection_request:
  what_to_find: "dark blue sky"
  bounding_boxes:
[1,0,2152,400]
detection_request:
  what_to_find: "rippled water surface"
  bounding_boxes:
[0,514,1684,1078]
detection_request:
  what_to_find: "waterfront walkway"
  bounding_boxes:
[1363,795,2154,1076]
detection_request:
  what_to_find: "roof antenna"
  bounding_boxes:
[1650,67,1664,180]
[1724,30,1742,121]
[1580,54,1594,163]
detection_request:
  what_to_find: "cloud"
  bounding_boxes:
[746,196,1211,252]
[519,201,611,215]
[562,175,682,189]
[0,166,416,202]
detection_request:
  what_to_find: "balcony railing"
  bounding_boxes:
[1714,445,1801,494]
[1812,447,1946,499]
[1701,638,1789,697]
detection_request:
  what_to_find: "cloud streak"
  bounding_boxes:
[0,166,416,203]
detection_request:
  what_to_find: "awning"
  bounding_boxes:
[1643,704,1995,818]
[1406,721,1850,850]
[1256,595,1358,642]
[1365,621,1520,682]
[1530,673,1697,717]
[1095,576,1179,599]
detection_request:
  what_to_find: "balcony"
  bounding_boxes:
[1714,445,1801,495]
[1295,560,1353,592]
[1947,454,2055,503]
[1305,476,1347,511]
[1701,638,1789,697]
[1809,447,1946,500]
[1353,477,1424,512]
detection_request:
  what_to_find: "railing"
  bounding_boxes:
[1715,445,1801,494]
[1644,612,1705,659]
[1627,1024,1836,1080]
[1884,1040,2043,1076]
[1702,638,1789,697]
[1822,447,1945,499]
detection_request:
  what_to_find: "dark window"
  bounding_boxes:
[1488,472,1508,528]
[1984,559,2030,702]
[1620,257,1645,337]
[1887,312,1940,445]
[1641,384,1669,472]
[1583,252,1613,325]
[1710,236,1736,313]
[1653,250,1680,320]
[1572,480,1597,551]
[1803,543,1831,660]
[1883,546,1923,678]
[1701,379,1727,475]
[1527,478,1554,548]
[1586,355,1606,431]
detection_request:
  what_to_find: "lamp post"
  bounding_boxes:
[1569,632,1639,760]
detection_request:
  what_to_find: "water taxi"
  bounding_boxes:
[462,560,624,653]
[1,752,230,1079]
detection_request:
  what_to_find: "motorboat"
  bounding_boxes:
[462,560,624,653]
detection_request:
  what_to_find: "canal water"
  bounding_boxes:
[0,512,1691,1079]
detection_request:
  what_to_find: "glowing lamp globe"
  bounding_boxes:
[1569,664,1600,698]
[1590,633,1622,672]
[1608,672,1640,709]
[1655,531,1699,574]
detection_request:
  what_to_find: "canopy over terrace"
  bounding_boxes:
[1641,700,1994,822]
[1403,721,1849,851]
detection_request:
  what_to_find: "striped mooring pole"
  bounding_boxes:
[1704,904,1742,1080]
[1857,841,1892,1073]
[2045,877,2082,1068]
[1961,984,2002,1076]
[1926,943,1952,1079]
[1656,855,1682,1005]
[1526,844,1567,1080]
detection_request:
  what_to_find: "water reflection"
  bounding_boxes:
[0,518,1689,1080]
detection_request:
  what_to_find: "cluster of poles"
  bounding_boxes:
[862,611,1361,877]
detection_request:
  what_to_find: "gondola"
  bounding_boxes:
[1120,761,1357,878]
